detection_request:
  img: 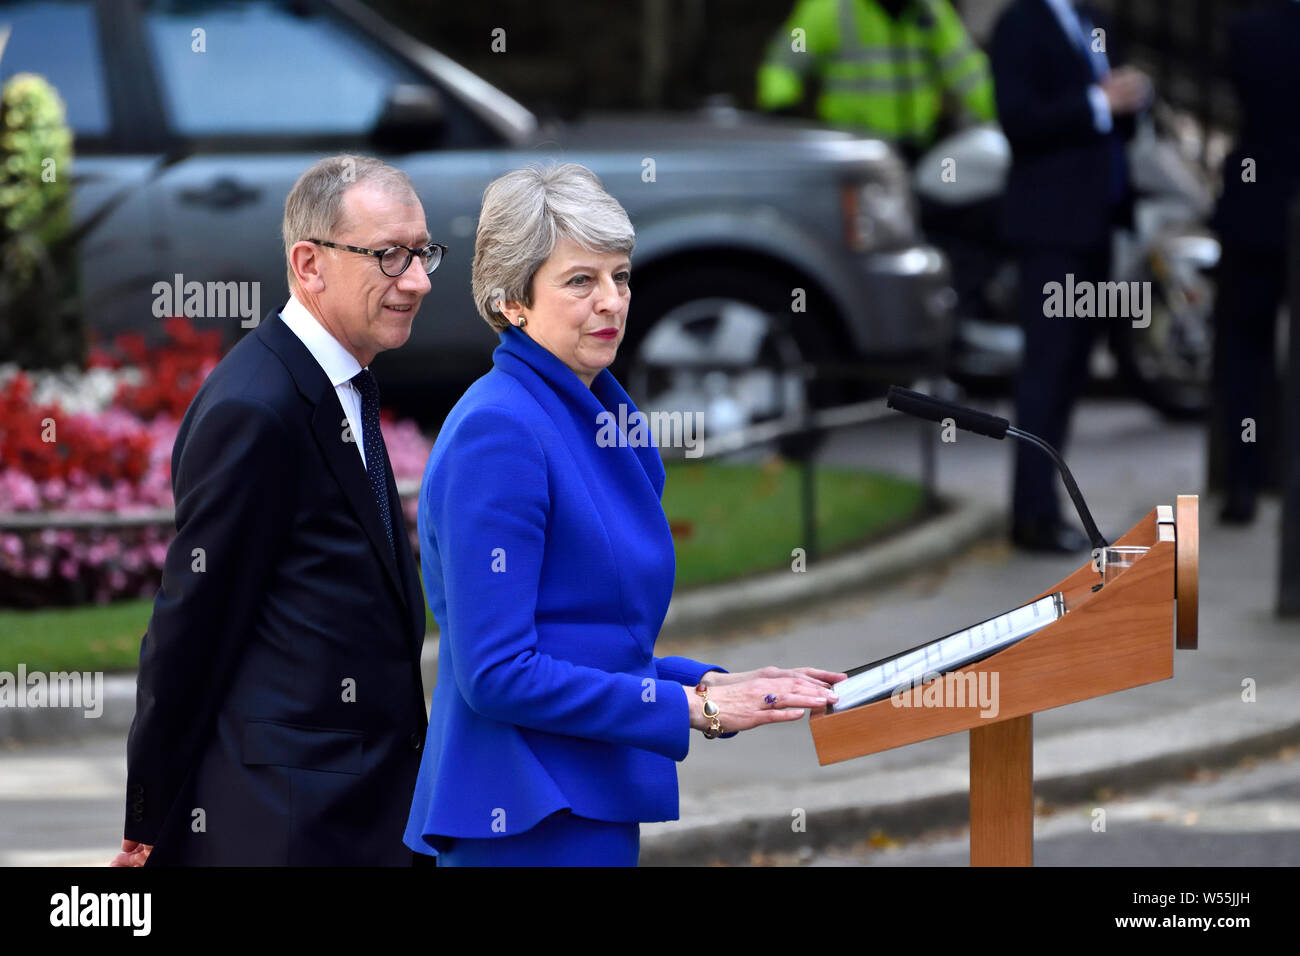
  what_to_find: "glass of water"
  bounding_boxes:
[1101,546,1149,585]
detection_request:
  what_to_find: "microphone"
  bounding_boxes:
[885,386,1109,552]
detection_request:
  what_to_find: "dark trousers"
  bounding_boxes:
[1011,245,1111,525]
[1212,243,1285,502]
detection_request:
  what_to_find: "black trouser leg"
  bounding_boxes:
[1011,245,1109,527]
[1213,244,1284,503]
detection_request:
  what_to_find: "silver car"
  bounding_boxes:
[2,0,953,428]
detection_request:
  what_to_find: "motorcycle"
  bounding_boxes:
[915,101,1221,420]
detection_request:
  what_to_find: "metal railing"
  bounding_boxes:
[0,480,422,532]
[663,382,943,562]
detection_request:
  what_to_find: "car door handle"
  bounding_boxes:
[178,177,260,210]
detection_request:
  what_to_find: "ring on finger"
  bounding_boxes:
[764,694,778,707]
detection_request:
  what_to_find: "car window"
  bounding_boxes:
[0,1,111,138]
[143,0,424,137]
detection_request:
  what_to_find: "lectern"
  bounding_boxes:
[809,495,1200,866]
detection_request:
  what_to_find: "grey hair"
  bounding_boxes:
[282,154,418,291]
[472,163,635,332]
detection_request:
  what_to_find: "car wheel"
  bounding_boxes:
[1109,251,1215,421]
[614,268,836,453]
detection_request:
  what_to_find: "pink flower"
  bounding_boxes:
[40,477,66,503]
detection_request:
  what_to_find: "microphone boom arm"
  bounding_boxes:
[1006,426,1108,553]
[884,385,1109,553]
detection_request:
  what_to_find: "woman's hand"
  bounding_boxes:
[686,670,845,735]
[700,666,847,691]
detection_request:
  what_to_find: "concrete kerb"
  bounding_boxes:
[0,675,136,744]
[639,676,1300,866]
[8,493,1293,867]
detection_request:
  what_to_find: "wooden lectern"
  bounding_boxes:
[809,495,1200,866]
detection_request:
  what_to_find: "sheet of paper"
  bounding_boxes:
[831,593,1065,711]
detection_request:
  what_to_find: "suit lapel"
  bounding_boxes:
[1036,0,1098,84]
[593,371,667,499]
[493,329,674,655]
[310,397,408,608]
[259,308,409,611]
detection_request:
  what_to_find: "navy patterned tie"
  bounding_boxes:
[351,368,394,555]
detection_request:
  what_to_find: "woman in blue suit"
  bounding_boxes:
[404,164,845,866]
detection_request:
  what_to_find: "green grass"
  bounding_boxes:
[0,461,925,672]
[0,598,152,674]
[664,460,926,589]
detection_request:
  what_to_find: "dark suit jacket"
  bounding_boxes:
[1213,0,1300,252]
[991,0,1133,249]
[125,306,428,865]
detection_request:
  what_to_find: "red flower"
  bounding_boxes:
[107,316,223,421]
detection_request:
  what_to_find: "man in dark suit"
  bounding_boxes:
[1211,0,1300,524]
[112,156,438,865]
[991,0,1151,551]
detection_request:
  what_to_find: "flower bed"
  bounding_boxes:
[0,319,433,607]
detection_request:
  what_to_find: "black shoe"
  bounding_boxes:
[1219,490,1256,525]
[1011,517,1090,554]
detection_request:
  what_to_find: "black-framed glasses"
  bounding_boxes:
[308,238,447,277]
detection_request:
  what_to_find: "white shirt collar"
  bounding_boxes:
[278,293,364,388]
[1043,0,1083,31]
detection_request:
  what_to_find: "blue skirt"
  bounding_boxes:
[435,810,640,867]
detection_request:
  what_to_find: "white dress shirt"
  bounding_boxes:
[279,294,370,469]
[1042,0,1114,134]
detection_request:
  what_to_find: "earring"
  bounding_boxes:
[518,316,527,327]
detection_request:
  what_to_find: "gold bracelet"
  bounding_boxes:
[695,682,723,738]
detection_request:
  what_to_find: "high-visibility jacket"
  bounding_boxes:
[757,0,996,150]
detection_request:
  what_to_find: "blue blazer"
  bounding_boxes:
[404,325,724,854]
